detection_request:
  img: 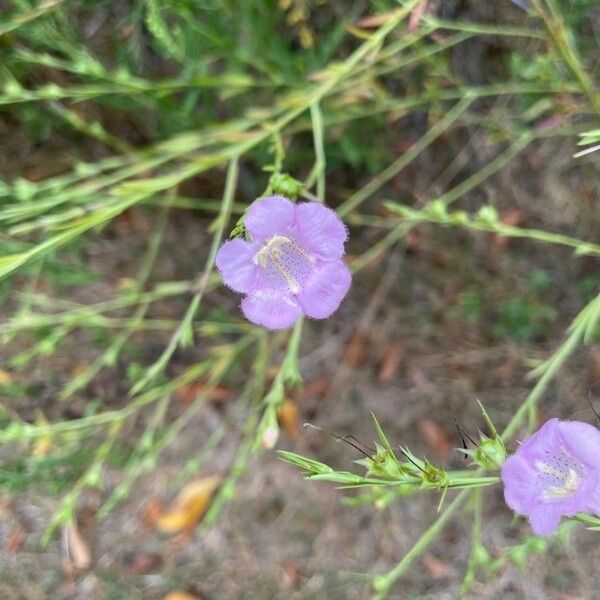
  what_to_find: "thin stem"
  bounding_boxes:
[129,157,239,395]
[309,101,326,201]
[338,95,475,217]
[530,0,600,119]
[372,489,470,599]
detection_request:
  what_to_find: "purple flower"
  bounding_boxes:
[501,418,600,536]
[216,195,351,329]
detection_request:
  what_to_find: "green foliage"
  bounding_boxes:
[493,296,557,342]
[492,271,558,342]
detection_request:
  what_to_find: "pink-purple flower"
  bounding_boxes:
[216,195,351,329]
[501,418,600,536]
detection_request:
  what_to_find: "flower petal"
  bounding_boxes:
[216,239,260,293]
[584,472,600,515]
[501,455,538,514]
[294,202,348,259]
[298,260,351,320]
[245,195,295,241]
[518,418,560,455]
[241,289,302,330]
[557,420,600,467]
[528,504,562,536]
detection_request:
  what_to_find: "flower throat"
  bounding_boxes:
[253,235,314,294]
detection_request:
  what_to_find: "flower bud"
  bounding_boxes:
[475,435,507,469]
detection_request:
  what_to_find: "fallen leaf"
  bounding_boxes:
[421,553,455,579]
[501,209,524,227]
[142,499,165,528]
[72,361,91,377]
[278,400,301,441]
[176,381,234,405]
[417,419,452,457]
[404,227,425,253]
[64,523,91,570]
[432,251,452,269]
[0,369,13,385]
[0,496,12,519]
[122,551,163,574]
[409,367,441,401]
[297,377,329,400]
[155,475,222,534]
[495,358,517,384]
[344,331,369,368]
[161,593,200,600]
[378,341,405,383]
[6,523,25,553]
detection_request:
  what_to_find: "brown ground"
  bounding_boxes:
[1,129,600,600]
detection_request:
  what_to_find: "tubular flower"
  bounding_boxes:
[216,195,351,329]
[501,418,600,536]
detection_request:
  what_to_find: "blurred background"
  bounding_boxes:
[0,0,599,598]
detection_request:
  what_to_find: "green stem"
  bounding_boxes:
[370,290,600,597]
[531,0,600,119]
[129,157,239,395]
[338,95,475,217]
[372,489,470,599]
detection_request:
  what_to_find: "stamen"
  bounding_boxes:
[253,235,314,294]
[535,447,584,499]
[544,468,581,498]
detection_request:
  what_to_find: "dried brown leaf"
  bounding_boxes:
[142,499,165,529]
[64,523,91,570]
[297,377,329,400]
[176,381,234,405]
[404,227,425,252]
[417,419,452,457]
[122,551,163,574]
[161,593,201,600]
[344,331,369,368]
[0,496,12,519]
[278,400,301,441]
[155,476,221,534]
[378,341,405,383]
[421,553,455,579]
[6,523,25,553]
[0,369,13,385]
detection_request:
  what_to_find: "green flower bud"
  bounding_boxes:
[269,173,303,199]
[475,435,507,469]
[366,445,405,479]
[476,205,499,225]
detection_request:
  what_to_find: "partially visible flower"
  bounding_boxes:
[216,195,351,330]
[501,418,600,536]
